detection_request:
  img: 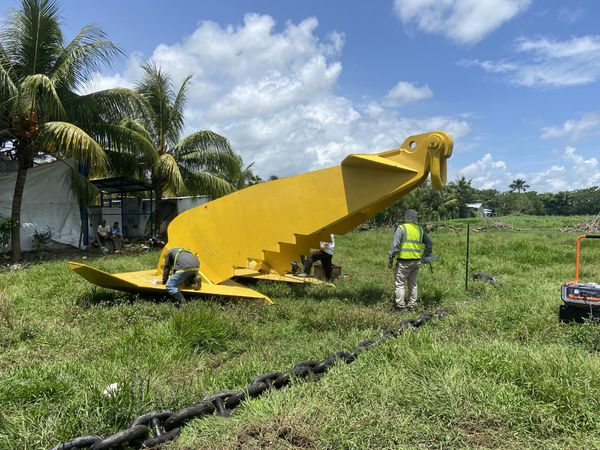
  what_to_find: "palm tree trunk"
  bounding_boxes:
[10,158,29,262]
[153,184,163,238]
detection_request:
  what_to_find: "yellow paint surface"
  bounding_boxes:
[71,131,453,303]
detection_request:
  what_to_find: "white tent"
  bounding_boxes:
[0,159,82,251]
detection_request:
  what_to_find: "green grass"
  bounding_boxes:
[1,215,600,449]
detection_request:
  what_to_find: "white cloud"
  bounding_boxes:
[465,35,600,87]
[79,52,145,94]
[456,153,514,189]
[384,81,433,106]
[455,147,600,192]
[558,7,585,25]
[87,13,471,178]
[540,113,600,141]
[564,146,598,169]
[392,0,531,45]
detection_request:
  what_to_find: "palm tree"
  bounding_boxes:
[448,176,475,218]
[0,0,153,261]
[218,154,262,189]
[509,178,529,193]
[121,62,238,234]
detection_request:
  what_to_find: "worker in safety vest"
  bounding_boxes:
[161,247,200,301]
[387,209,432,310]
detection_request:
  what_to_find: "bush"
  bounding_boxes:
[32,227,52,251]
[0,216,12,250]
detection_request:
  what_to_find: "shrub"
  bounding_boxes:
[32,227,52,251]
[0,216,13,251]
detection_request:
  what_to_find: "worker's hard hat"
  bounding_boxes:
[404,209,418,222]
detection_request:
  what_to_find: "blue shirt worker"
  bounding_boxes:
[161,248,200,301]
[110,221,123,251]
[387,209,432,310]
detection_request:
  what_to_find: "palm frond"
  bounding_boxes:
[166,74,192,146]
[156,152,184,194]
[20,73,66,119]
[1,0,63,78]
[62,161,99,205]
[178,147,240,175]
[173,130,233,156]
[50,24,123,91]
[36,120,107,172]
[63,87,146,124]
[85,121,158,166]
[179,166,235,198]
[0,61,18,108]
[120,118,153,143]
[136,62,180,149]
[103,148,148,180]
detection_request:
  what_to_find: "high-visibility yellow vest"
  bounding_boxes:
[172,248,198,273]
[396,223,425,260]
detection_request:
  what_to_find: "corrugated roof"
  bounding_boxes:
[90,177,153,194]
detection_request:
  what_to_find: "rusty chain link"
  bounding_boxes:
[49,309,446,450]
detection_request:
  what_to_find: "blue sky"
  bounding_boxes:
[2,0,600,192]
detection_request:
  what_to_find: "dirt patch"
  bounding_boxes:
[472,221,516,232]
[426,223,463,233]
[427,220,516,233]
[235,419,318,450]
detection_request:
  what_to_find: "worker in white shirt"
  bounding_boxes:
[299,234,335,280]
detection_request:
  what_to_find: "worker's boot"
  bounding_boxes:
[171,291,186,302]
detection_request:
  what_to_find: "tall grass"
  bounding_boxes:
[1,215,600,449]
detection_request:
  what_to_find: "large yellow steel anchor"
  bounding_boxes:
[70,131,453,303]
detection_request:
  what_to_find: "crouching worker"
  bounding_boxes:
[299,234,335,280]
[161,247,200,301]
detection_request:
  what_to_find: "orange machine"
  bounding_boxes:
[560,234,600,322]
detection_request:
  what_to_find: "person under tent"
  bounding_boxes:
[96,219,110,252]
[110,221,123,251]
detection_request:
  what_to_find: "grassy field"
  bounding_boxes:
[2,215,600,449]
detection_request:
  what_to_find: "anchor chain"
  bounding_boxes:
[50,309,446,450]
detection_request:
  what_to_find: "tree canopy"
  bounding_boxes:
[509,179,530,193]
[369,178,600,226]
[0,0,150,260]
[116,62,239,234]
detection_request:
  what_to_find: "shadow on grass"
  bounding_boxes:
[233,275,389,306]
[419,288,444,309]
[290,283,387,306]
[75,287,247,310]
[75,287,174,308]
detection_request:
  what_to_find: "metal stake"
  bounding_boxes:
[465,223,470,291]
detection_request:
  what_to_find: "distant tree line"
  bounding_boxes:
[370,177,600,226]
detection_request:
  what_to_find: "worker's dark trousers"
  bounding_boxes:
[303,250,333,280]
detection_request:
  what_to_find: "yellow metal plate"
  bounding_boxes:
[69,262,272,303]
[233,267,334,286]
